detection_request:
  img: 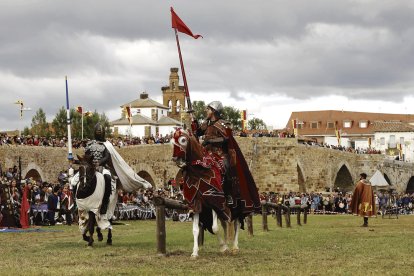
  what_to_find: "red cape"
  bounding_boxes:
[20,186,30,228]
[226,131,261,214]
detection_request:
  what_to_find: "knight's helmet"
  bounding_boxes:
[94,123,106,142]
[207,101,224,116]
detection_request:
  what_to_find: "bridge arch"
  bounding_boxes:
[22,163,45,182]
[406,177,414,194]
[138,170,155,187]
[334,163,354,192]
[133,163,157,188]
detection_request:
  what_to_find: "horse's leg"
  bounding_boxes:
[88,212,95,247]
[96,227,103,242]
[212,210,227,253]
[191,213,200,258]
[107,228,112,245]
[219,219,229,253]
[231,220,240,254]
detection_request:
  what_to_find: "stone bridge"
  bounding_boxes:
[1,138,413,193]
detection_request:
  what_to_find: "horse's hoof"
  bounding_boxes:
[190,254,198,259]
[98,234,103,242]
[220,246,229,254]
[107,240,112,246]
[83,235,90,242]
[231,248,239,255]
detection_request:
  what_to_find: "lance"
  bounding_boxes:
[65,76,73,161]
[171,7,202,135]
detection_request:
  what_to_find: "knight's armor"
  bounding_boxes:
[197,101,234,205]
[83,123,112,215]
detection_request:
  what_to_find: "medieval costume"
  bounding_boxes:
[350,173,376,227]
[60,185,74,226]
[0,181,17,228]
[84,123,112,215]
[196,101,260,217]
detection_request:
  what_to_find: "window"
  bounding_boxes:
[310,122,318,129]
[297,122,304,129]
[380,137,385,145]
[359,121,368,128]
[137,109,141,114]
[327,122,335,129]
[389,135,396,148]
[343,121,352,128]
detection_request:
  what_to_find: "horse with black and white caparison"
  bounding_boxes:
[71,142,152,247]
[171,128,260,258]
[71,154,117,246]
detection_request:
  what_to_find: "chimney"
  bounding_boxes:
[140,92,148,99]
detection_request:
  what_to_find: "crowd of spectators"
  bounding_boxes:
[0,133,174,148]
[260,190,414,215]
[0,166,73,227]
[300,141,382,155]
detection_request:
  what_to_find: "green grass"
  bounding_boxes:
[1,215,413,276]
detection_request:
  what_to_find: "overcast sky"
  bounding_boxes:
[1,0,414,131]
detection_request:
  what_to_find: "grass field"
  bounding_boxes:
[1,215,413,276]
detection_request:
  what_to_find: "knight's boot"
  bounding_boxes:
[100,175,112,215]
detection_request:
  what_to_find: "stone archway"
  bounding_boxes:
[297,164,306,192]
[334,165,354,192]
[25,169,42,182]
[22,163,45,183]
[406,177,414,194]
[138,171,155,187]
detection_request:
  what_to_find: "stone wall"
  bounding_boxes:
[0,139,410,193]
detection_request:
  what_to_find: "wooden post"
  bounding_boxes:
[247,214,253,236]
[262,204,268,231]
[303,207,308,224]
[276,205,282,227]
[153,196,188,256]
[296,206,302,226]
[156,205,166,256]
[285,206,291,228]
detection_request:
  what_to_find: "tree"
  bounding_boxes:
[22,126,30,136]
[248,117,266,130]
[51,106,67,137]
[192,100,206,122]
[31,108,49,137]
[222,106,242,130]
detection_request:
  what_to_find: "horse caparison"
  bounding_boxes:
[171,128,241,257]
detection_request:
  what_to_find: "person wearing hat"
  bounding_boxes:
[350,173,376,227]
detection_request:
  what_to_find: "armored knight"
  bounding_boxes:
[196,101,235,205]
[81,123,112,215]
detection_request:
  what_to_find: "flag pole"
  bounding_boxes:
[174,28,193,114]
[81,107,84,140]
[65,76,73,161]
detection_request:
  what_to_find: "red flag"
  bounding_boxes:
[125,106,132,125]
[171,7,202,39]
[20,185,30,229]
[76,106,83,114]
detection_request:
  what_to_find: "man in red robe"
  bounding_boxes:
[350,173,376,227]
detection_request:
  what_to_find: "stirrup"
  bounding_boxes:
[226,195,234,206]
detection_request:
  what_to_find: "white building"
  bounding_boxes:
[110,92,182,138]
[374,121,414,162]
